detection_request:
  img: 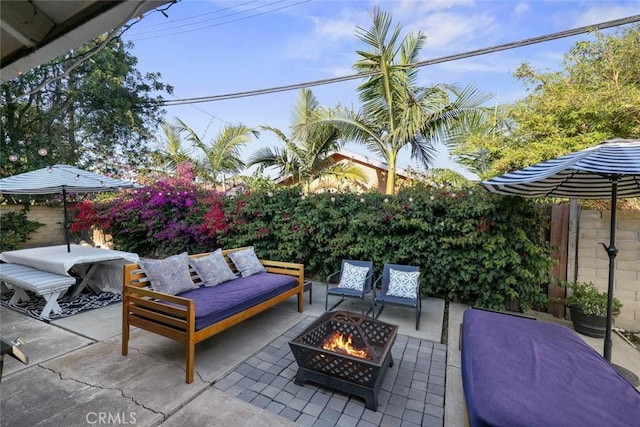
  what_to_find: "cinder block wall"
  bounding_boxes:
[577,210,640,327]
[1,205,66,248]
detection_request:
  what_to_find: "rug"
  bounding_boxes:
[213,316,446,427]
[0,288,122,322]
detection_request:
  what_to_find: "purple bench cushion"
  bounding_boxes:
[461,308,640,427]
[177,272,297,331]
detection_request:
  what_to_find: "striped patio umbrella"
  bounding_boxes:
[0,165,139,252]
[481,138,640,364]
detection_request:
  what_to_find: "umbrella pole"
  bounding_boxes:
[603,178,618,362]
[63,189,70,253]
[603,179,639,387]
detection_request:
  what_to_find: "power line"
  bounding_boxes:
[128,0,259,31]
[129,0,310,41]
[148,14,640,107]
[165,91,230,126]
[128,0,285,37]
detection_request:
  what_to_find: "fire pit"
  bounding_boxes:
[288,310,398,410]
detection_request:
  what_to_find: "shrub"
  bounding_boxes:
[562,281,622,316]
[0,208,45,251]
[71,164,220,256]
[74,179,554,311]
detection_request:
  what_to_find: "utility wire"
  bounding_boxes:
[149,14,640,107]
[129,0,310,41]
[129,0,259,30]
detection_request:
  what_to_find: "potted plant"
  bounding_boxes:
[561,281,622,338]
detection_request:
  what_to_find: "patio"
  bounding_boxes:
[1,283,638,426]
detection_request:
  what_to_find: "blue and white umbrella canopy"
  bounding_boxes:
[0,165,139,252]
[481,138,640,199]
[481,138,640,366]
[0,164,138,195]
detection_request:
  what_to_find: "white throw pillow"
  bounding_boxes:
[189,249,237,287]
[337,262,369,291]
[139,252,195,295]
[227,246,266,277]
[387,268,420,299]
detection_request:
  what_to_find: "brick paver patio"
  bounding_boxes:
[214,316,446,427]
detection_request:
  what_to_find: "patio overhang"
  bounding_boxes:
[1,0,174,83]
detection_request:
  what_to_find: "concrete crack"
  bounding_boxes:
[126,345,175,365]
[127,346,212,385]
[37,363,166,420]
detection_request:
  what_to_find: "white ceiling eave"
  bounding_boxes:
[1,0,173,84]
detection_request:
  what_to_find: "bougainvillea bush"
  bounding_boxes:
[73,172,553,311]
[71,163,220,256]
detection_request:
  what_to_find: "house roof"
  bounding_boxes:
[329,149,412,178]
[272,149,418,185]
[1,0,173,83]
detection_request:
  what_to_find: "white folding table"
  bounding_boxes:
[0,244,139,297]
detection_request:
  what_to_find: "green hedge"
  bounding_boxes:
[77,181,553,311]
[213,183,553,311]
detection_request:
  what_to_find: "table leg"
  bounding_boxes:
[304,281,313,305]
[71,263,101,297]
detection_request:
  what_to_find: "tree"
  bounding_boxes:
[426,168,471,188]
[247,88,367,192]
[150,119,195,174]
[447,105,513,180]
[1,36,172,178]
[478,24,640,176]
[175,118,257,188]
[299,7,491,194]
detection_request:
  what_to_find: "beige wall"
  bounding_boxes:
[1,204,66,248]
[577,210,640,327]
[277,153,411,194]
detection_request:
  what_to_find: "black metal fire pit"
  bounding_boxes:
[289,310,398,410]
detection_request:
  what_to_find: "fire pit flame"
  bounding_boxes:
[322,331,370,359]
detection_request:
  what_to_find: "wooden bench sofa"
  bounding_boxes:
[122,247,305,384]
[0,263,76,319]
[460,308,640,426]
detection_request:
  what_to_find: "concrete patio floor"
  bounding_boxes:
[1,283,639,426]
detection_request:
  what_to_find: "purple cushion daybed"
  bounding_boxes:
[122,248,305,384]
[461,308,640,427]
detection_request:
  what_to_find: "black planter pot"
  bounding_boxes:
[568,306,619,338]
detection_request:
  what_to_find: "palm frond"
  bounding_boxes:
[174,119,255,182]
[247,146,283,169]
[259,125,289,144]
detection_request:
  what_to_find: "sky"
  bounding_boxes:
[122,0,640,179]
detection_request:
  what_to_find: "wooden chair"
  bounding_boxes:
[373,264,421,329]
[325,259,373,314]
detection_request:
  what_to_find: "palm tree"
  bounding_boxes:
[175,118,257,188]
[248,88,367,192]
[152,120,194,174]
[301,6,492,194]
